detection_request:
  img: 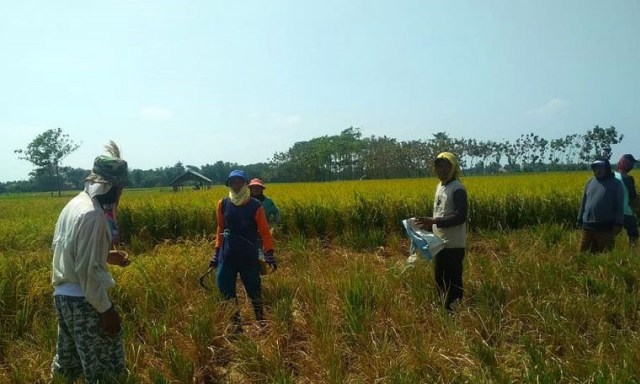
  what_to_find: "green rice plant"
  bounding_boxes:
[149,371,170,384]
[167,344,194,382]
[1,172,591,254]
[385,365,424,384]
[520,338,564,382]
[264,278,297,332]
[470,339,505,382]
[391,261,436,312]
[471,282,509,314]
[281,239,312,275]
[6,173,640,382]
[336,228,386,250]
[297,278,346,383]
[268,371,296,384]
[339,261,383,345]
[234,338,280,382]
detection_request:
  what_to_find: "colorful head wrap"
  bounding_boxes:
[85,155,128,186]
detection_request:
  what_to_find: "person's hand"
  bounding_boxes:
[414,217,435,230]
[576,220,583,229]
[612,226,623,235]
[99,305,122,335]
[107,250,130,267]
[209,248,220,269]
[264,250,277,271]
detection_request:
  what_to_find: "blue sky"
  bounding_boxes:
[1,0,639,182]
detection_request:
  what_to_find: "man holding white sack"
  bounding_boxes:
[401,217,446,262]
[415,152,468,311]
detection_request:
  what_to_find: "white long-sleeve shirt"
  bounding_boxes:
[51,190,115,313]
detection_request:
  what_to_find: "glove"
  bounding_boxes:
[264,250,277,271]
[209,248,220,269]
[99,305,122,335]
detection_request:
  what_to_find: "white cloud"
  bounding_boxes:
[140,107,174,120]
[527,98,570,117]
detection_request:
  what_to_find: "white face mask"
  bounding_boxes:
[84,181,113,198]
[229,185,250,206]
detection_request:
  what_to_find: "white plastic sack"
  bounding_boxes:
[402,217,446,262]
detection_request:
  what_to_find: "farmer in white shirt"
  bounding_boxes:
[51,148,130,383]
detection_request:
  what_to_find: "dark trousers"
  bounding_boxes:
[434,248,465,310]
[579,229,615,253]
[623,215,639,244]
[216,258,264,321]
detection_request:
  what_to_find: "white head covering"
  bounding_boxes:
[84,180,113,198]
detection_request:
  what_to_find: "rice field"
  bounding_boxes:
[2,171,639,383]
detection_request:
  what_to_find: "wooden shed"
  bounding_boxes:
[170,169,213,191]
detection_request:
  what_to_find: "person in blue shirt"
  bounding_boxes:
[577,158,624,253]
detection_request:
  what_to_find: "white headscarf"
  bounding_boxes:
[84,180,113,198]
[228,185,251,206]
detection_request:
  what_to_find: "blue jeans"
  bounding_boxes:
[216,258,264,321]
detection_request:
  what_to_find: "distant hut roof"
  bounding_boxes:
[170,169,213,187]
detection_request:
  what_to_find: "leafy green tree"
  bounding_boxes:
[579,125,623,162]
[14,128,80,196]
[401,140,430,178]
[165,162,186,185]
[200,161,240,184]
[61,166,91,190]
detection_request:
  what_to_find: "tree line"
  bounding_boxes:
[2,125,623,194]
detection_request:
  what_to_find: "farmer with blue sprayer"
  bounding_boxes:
[210,170,276,328]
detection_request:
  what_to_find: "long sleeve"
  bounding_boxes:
[626,175,637,202]
[75,212,114,313]
[577,181,589,222]
[51,193,114,313]
[614,180,624,226]
[254,206,274,252]
[262,197,281,226]
[214,199,224,249]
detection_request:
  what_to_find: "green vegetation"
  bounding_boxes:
[4,125,623,193]
[1,173,639,382]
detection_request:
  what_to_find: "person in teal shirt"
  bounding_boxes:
[614,154,639,246]
[248,178,280,227]
[248,178,280,276]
